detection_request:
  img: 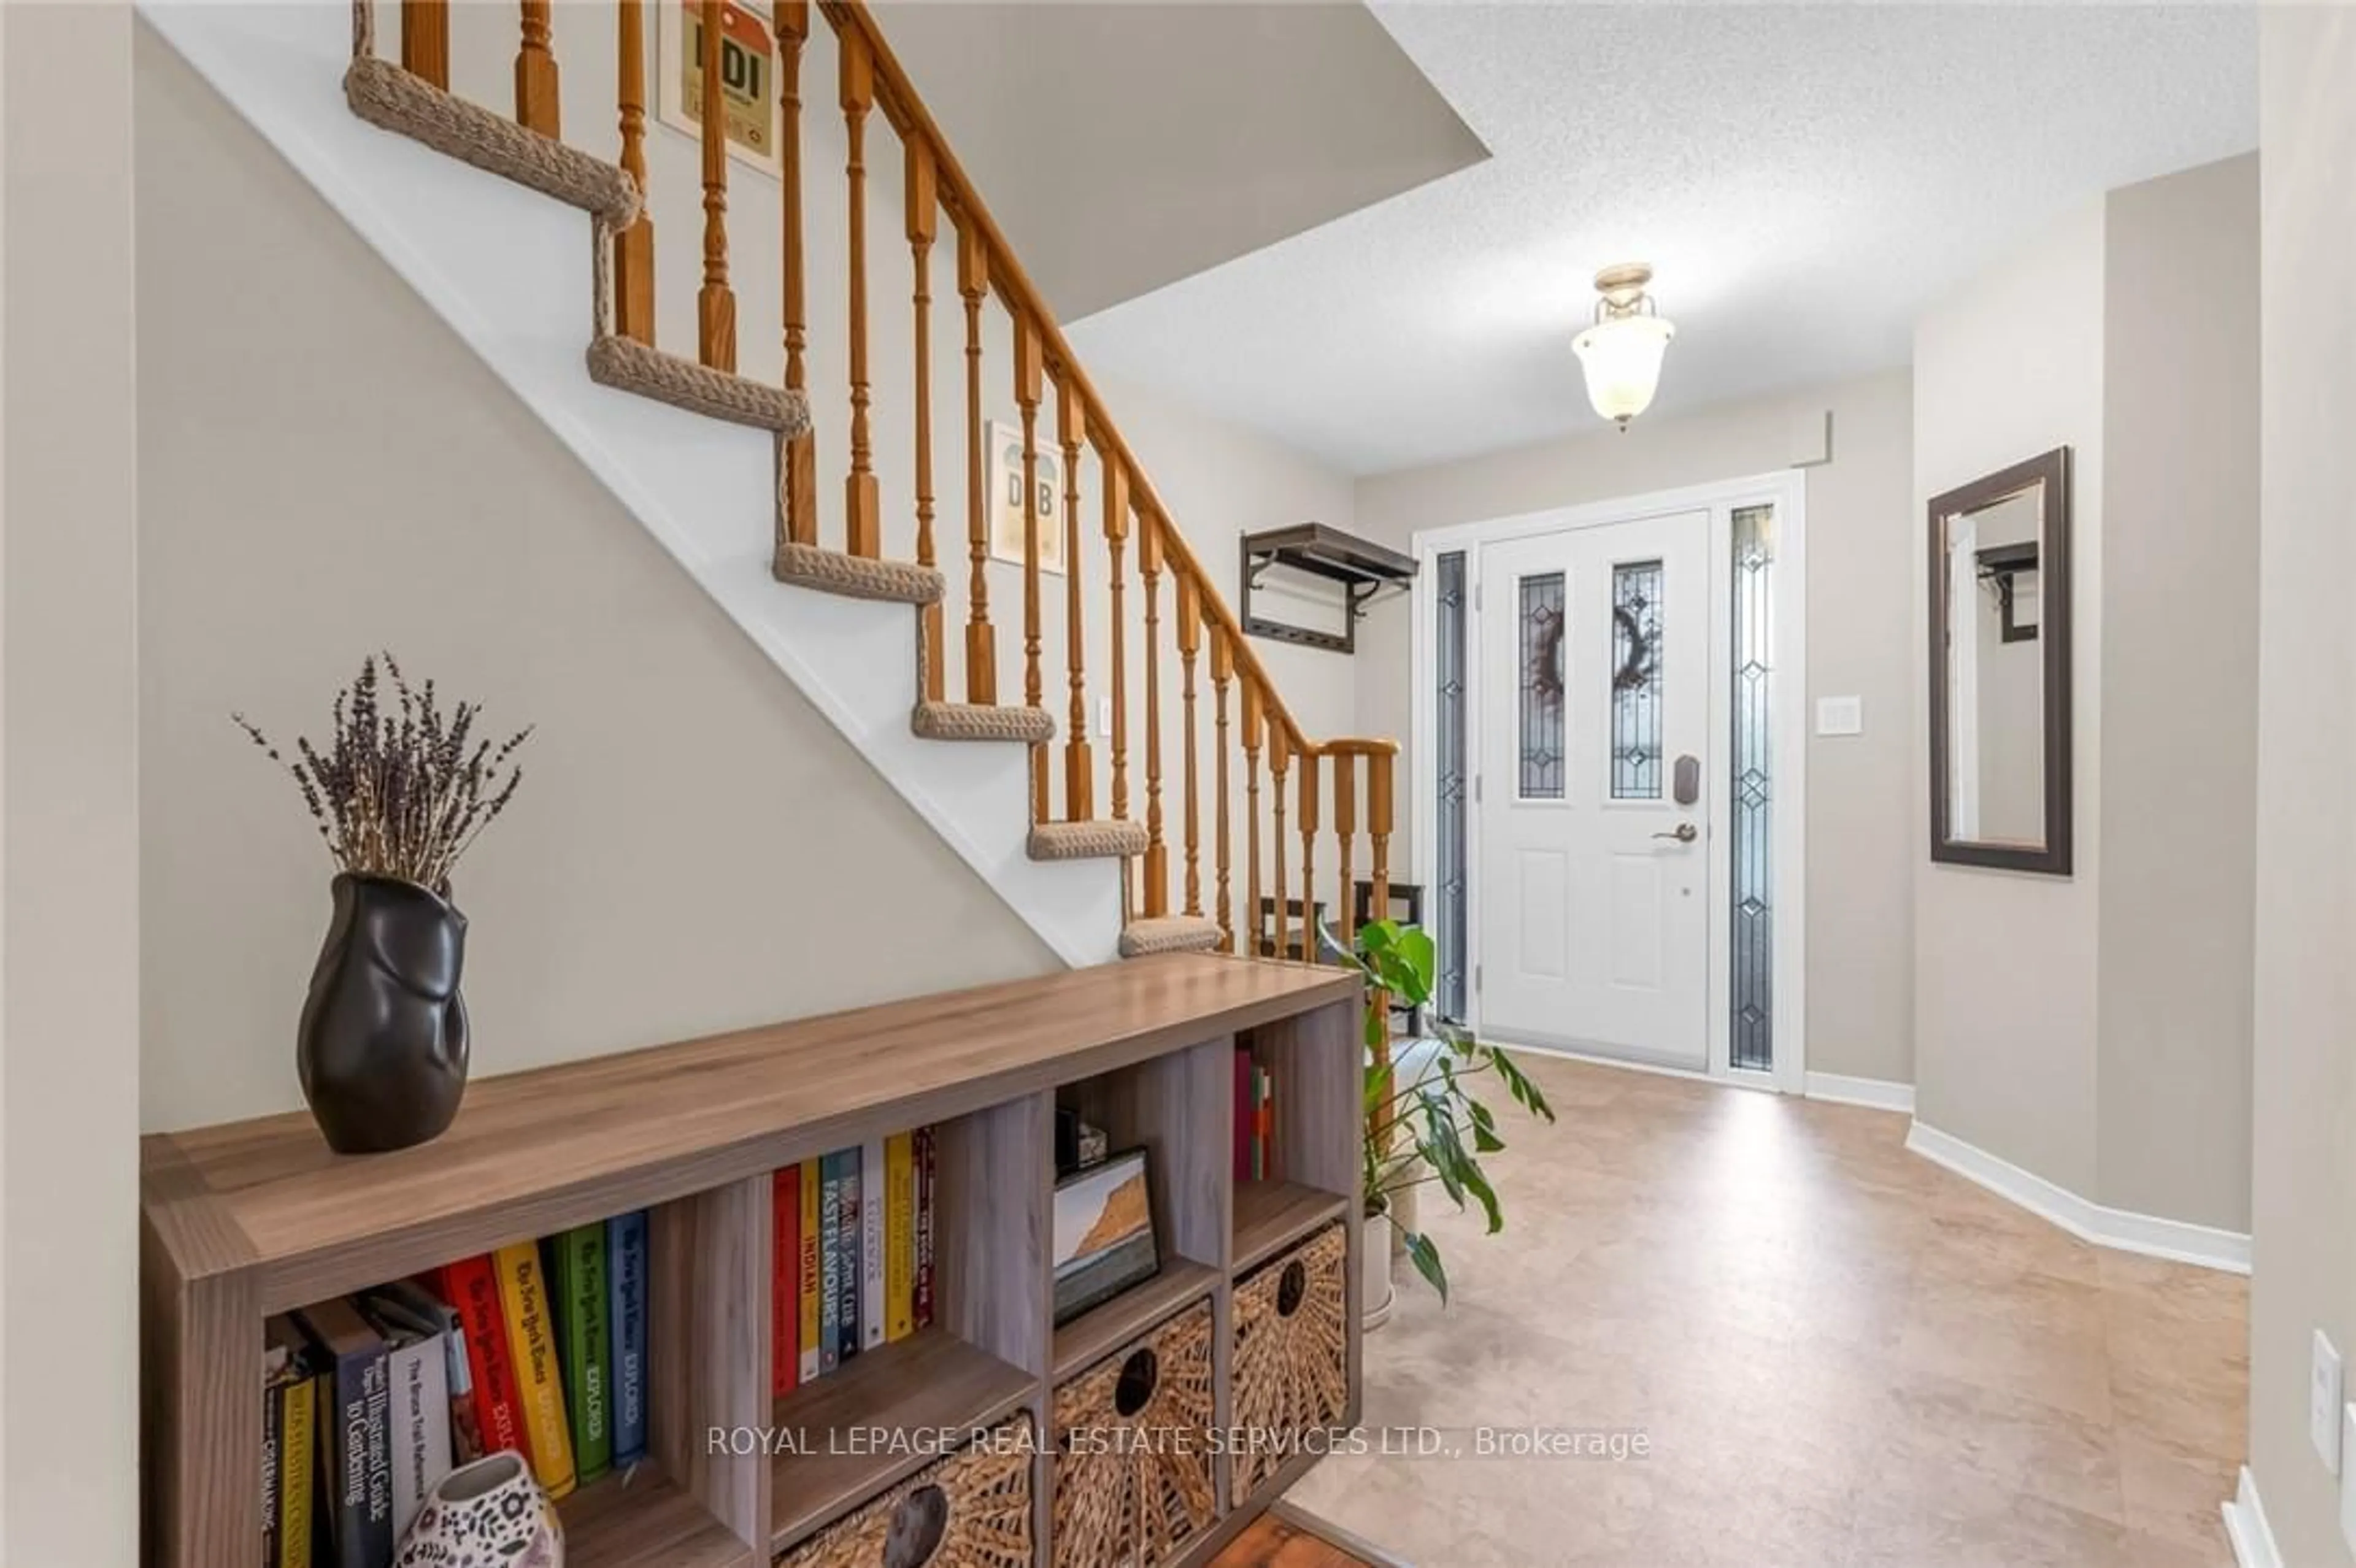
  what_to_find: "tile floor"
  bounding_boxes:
[1281,1054,2247,1568]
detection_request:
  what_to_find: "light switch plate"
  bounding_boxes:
[1815,696,1863,737]
[1097,696,1114,738]
[2317,1330,2345,1473]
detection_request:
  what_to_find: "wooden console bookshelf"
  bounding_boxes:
[141,955,1363,1568]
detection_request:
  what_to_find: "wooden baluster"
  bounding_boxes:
[777,1,816,547]
[1103,459,1131,822]
[516,0,560,136]
[958,220,995,703]
[840,28,879,556]
[402,0,449,86]
[1242,678,1264,956]
[1334,750,1358,953]
[1366,751,1394,1148]
[1014,317,1047,818]
[907,137,942,700]
[612,0,655,344]
[1060,382,1091,820]
[1140,515,1168,916]
[1298,747,1320,952]
[695,0,734,371]
[1269,727,1291,959]
[1177,577,1203,918]
[1212,627,1234,950]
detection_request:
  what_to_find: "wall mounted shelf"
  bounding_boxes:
[1241,523,1417,655]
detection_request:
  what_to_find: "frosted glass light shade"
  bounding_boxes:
[1573,314,1676,426]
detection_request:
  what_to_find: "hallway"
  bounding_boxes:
[1284,1055,2247,1567]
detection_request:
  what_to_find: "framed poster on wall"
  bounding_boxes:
[987,420,1068,575]
[656,0,781,178]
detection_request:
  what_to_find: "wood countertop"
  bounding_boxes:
[141,954,1357,1311]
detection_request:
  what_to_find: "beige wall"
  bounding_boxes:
[2249,9,2356,1560]
[1912,198,2108,1196]
[1,4,143,1562]
[2096,153,2258,1234]
[1914,156,2260,1237]
[1352,371,1917,1087]
[134,28,1060,1133]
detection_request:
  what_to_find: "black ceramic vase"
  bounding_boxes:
[299,872,471,1154]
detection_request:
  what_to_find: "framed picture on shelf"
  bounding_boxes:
[656,0,782,178]
[987,420,1068,575]
[1052,1148,1157,1324]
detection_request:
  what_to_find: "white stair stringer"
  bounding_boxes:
[141,1,1122,966]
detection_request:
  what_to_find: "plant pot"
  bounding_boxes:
[299,872,470,1155]
[395,1450,562,1567]
[1363,1207,1397,1332]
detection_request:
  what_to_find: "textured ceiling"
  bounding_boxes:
[874,2,1488,321]
[1065,2,2258,476]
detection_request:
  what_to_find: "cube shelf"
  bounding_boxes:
[139,956,1361,1568]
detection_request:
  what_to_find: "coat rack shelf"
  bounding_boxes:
[1240,523,1417,655]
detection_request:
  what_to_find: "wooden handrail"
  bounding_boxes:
[818,0,1315,757]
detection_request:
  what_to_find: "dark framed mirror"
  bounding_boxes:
[1928,447,2072,875]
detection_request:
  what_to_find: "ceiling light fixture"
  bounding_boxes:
[1573,263,1676,430]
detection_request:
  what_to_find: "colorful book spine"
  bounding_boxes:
[818,1150,847,1373]
[913,1126,936,1330]
[860,1136,887,1351]
[377,1278,482,1467]
[885,1131,916,1342]
[607,1211,650,1469]
[277,1366,317,1568]
[367,1304,452,1543]
[438,1257,526,1464]
[291,1299,392,1568]
[491,1241,576,1499]
[796,1159,822,1383]
[551,1225,612,1484]
[771,1166,799,1397]
[1264,1069,1279,1181]
[1252,1065,1267,1181]
[262,1347,284,1568]
[1234,1049,1252,1182]
[830,1148,863,1364]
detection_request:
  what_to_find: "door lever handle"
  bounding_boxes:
[1652,823,1699,843]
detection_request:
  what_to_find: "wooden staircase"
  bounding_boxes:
[342,0,1398,963]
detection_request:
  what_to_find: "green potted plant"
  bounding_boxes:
[1323,919,1553,1326]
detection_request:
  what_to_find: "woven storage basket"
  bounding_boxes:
[780,1409,1036,1568]
[1229,1223,1349,1499]
[1051,1297,1219,1568]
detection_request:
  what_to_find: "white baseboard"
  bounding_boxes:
[1904,1120,2251,1274]
[1804,1072,1915,1114]
[2223,1466,2282,1568]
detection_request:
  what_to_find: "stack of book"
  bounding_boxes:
[1234,1048,1279,1181]
[771,1127,937,1395]
[261,1210,651,1568]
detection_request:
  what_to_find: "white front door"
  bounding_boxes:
[1476,511,1711,1068]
